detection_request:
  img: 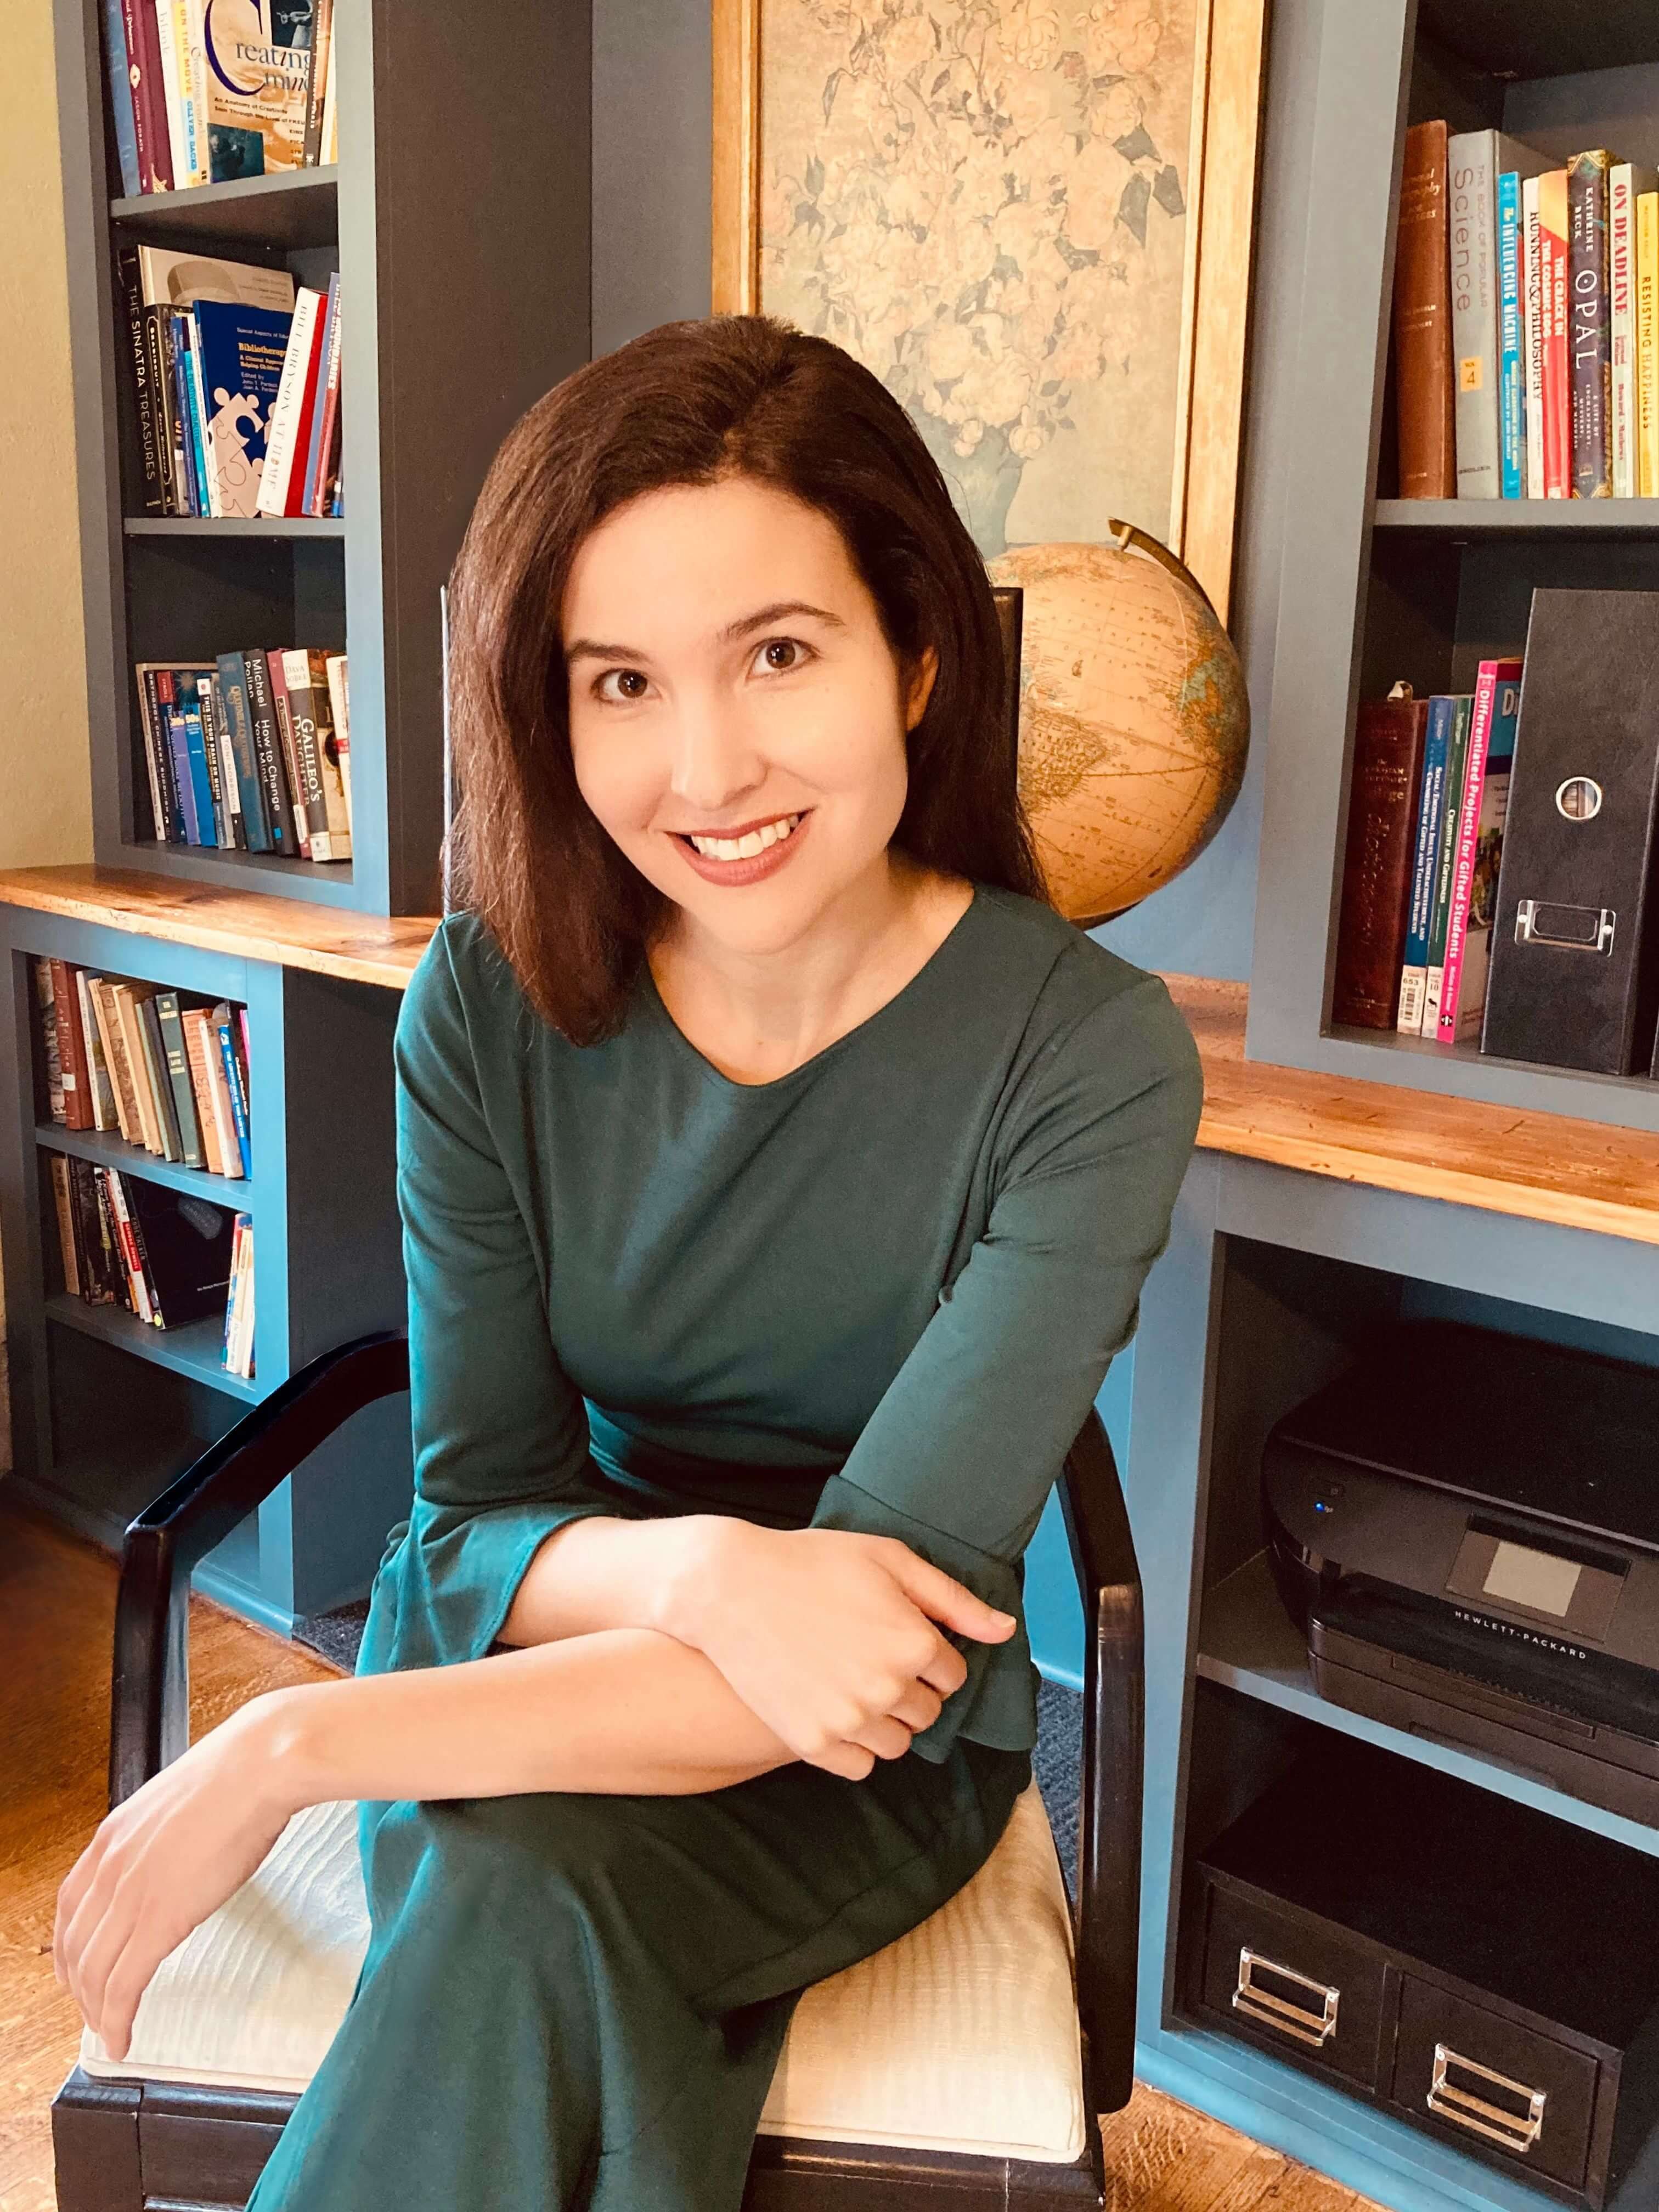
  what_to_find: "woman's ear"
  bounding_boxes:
[904,645,940,732]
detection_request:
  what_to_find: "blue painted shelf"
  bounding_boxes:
[37,1122,252,1208]
[44,1291,257,1402]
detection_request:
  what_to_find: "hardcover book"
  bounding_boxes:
[1538,169,1572,496]
[1393,122,1455,498]
[1397,696,1453,1033]
[1568,150,1614,497]
[1438,659,1523,1043]
[189,299,292,518]
[204,0,313,178]
[1331,686,1430,1028]
[1446,131,1550,497]
[1421,694,1474,1035]
[1609,162,1658,495]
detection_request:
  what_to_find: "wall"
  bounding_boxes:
[0,0,96,1474]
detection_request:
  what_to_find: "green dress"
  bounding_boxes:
[244,882,1204,2212]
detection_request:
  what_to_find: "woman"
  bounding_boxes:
[55,313,1205,2210]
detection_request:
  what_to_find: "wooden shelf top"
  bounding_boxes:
[4,868,1657,1246]
[1167,974,1659,1250]
[0,864,433,990]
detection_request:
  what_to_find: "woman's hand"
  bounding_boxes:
[53,1697,299,2064]
[665,1521,1017,1780]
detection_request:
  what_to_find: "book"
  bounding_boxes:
[1447,131,1549,498]
[324,653,353,839]
[114,244,161,515]
[152,990,206,1170]
[89,979,138,1144]
[1438,659,1523,1041]
[1420,693,1474,1036]
[1640,193,1659,498]
[302,0,334,167]
[299,271,340,515]
[1393,121,1455,498]
[215,651,273,850]
[181,1008,229,1174]
[215,1005,253,1177]
[99,0,142,198]
[1331,684,1430,1028]
[189,298,293,518]
[129,248,294,514]
[243,646,298,854]
[1397,696,1453,1031]
[125,0,173,192]
[308,278,343,516]
[136,992,185,1162]
[102,1169,154,1321]
[256,287,324,516]
[47,958,92,1131]
[33,958,63,1124]
[1568,149,1613,497]
[151,0,188,192]
[1609,163,1658,495]
[1538,170,1571,497]
[122,1176,236,1329]
[1523,174,1547,499]
[205,1,313,179]
[111,983,164,1153]
[1497,172,1526,496]
[266,650,311,858]
[76,970,120,1130]
[50,1156,84,1300]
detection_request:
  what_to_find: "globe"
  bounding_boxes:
[987,527,1250,929]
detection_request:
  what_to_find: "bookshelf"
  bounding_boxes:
[1246,0,1659,1135]
[1,0,594,1626]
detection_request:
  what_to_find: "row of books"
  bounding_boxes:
[1338,663,1520,1045]
[35,958,252,1180]
[120,245,342,519]
[101,0,335,196]
[1333,586,1659,1083]
[49,1152,254,1375]
[1394,122,1659,499]
[137,649,352,861]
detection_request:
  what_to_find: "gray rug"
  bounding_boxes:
[296,1602,1085,1905]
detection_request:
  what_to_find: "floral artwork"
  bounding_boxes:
[757,0,1200,558]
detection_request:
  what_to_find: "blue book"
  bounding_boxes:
[1397,695,1453,1032]
[158,674,201,844]
[1497,171,1526,498]
[214,653,273,850]
[217,1015,253,1177]
[167,314,200,514]
[181,323,213,516]
[176,673,221,847]
[101,0,141,198]
[191,298,294,518]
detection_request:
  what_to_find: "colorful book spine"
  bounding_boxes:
[1568,149,1612,497]
[1497,172,1526,496]
[1640,192,1659,499]
[124,0,173,193]
[1523,175,1547,499]
[153,669,200,844]
[216,1013,253,1177]
[1438,659,1523,1039]
[1421,693,1474,1034]
[166,312,198,514]
[1609,165,1656,494]
[1397,696,1453,1032]
[215,652,273,850]
[177,670,219,845]
[299,270,340,515]
[154,991,205,1171]
[1538,170,1571,497]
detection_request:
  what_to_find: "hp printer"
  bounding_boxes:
[1263,1317,1659,1825]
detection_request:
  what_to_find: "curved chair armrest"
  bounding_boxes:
[109,1329,410,1812]
[1056,1408,1144,2119]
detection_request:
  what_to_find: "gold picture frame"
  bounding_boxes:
[711,0,1267,624]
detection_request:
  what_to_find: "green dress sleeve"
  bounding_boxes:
[806,970,1205,1764]
[357,919,625,1681]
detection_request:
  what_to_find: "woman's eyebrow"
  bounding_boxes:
[563,600,848,665]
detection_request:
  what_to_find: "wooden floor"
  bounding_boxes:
[0,1498,1378,2212]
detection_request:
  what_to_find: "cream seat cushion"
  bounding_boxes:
[80,1775,1086,2163]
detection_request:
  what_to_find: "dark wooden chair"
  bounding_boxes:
[50,583,1148,2208]
[52,1337,1142,2209]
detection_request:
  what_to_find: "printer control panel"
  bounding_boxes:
[1444,1519,1629,1643]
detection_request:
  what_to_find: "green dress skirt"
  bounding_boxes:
[241,884,1204,2211]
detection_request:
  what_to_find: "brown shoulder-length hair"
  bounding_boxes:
[444,311,1046,1044]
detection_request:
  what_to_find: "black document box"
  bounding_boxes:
[1180,1734,1659,2208]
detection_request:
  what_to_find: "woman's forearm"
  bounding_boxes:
[255,1624,801,1810]
[493,1509,719,1648]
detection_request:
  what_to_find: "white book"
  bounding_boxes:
[183,317,221,517]
[325,653,353,839]
[256,288,323,515]
[181,0,210,185]
[233,1218,256,1376]
[151,0,187,192]
[321,22,337,163]
[1522,174,1547,500]
[167,0,204,183]
[1610,162,1659,496]
[1448,130,1552,498]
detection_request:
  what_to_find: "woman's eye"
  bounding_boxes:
[595,668,650,703]
[754,636,812,675]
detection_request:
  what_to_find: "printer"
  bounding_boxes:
[1263,1317,1659,1826]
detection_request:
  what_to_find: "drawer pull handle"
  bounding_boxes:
[1427,2042,1547,2154]
[1232,1946,1340,2049]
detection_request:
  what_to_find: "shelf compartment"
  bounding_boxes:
[108,167,338,250]
[1197,1553,1659,1864]
[37,1123,251,1206]
[1375,500,1659,536]
[46,1290,259,1402]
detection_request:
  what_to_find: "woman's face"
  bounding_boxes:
[561,472,937,955]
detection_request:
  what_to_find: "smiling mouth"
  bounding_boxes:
[674,811,805,862]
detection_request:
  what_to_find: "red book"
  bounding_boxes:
[123,0,173,193]
[1538,170,1571,496]
[48,958,94,1130]
[1437,658,1521,1041]
[283,313,329,516]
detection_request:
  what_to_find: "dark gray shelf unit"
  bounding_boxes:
[52,0,594,918]
[1248,0,1659,1133]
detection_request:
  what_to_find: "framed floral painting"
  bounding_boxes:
[712,0,1268,621]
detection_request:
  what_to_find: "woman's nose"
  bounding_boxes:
[668,698,766,815]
